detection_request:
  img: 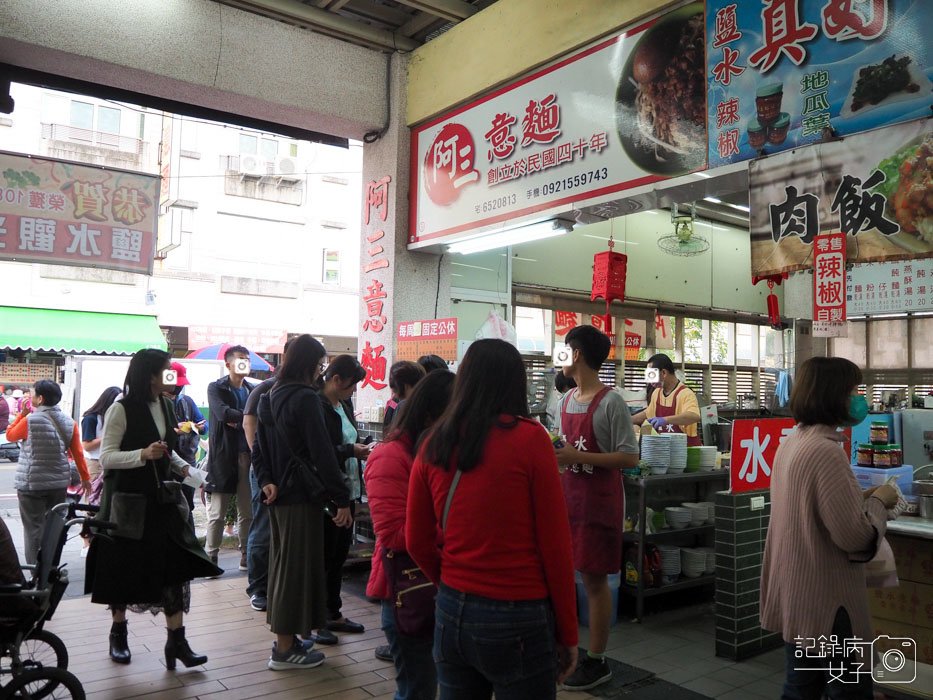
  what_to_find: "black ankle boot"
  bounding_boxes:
[164,626,207,670]
[109,621,131,664]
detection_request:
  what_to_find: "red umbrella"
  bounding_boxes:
[184,343,273,371]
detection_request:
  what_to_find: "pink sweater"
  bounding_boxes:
[761,424,887,643]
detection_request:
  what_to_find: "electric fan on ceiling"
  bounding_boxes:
[657,203,710,257]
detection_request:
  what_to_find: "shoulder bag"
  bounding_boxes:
[382,468,462,639]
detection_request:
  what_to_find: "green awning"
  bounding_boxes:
[0,306,167,355]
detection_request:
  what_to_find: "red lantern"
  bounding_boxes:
[591,240,627,336]
[752,272,789,329]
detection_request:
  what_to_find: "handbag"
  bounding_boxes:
[383,469,462,639]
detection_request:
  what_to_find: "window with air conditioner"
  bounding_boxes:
[261,138,278,162]
[239,134,257,155]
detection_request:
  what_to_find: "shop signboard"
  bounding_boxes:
[731,418,853,492]
[395,318,458,362]
[360,175,394,397]
[812,232,847,336]
[730,417,796,492]
[410,2,707,246]
[0,151,159,274]
[188,326,287,354]
[707,0,932,168]
[749,117,931,277]
[847,259,933,314]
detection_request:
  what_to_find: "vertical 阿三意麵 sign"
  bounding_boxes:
[360,176,392,396]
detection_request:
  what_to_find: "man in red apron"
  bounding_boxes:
[555,325,639,692]
[632,354,702,446]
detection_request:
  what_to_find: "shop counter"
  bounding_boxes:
[869,516,933,698]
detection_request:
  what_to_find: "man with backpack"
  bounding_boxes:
[8,380,90,564]
[554,325,639,691]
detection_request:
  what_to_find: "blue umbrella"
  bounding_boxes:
[185,343,273,371]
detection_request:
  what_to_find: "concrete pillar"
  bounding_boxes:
[357,54,451,421]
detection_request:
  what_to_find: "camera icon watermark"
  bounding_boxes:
[794,635,917,685]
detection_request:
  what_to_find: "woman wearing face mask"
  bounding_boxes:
[760,357,899,700]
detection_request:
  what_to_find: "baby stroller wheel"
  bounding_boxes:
[1,667,84,700]
[18,629,68,675]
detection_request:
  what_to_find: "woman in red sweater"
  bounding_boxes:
[406,339,578,700]
[366,369,455,700]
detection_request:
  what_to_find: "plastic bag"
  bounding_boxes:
[475,310,518,347]
[865,537,899,588]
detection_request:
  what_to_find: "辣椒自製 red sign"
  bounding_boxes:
[813,232,847,336]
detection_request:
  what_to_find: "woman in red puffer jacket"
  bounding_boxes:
[365,370,454,700]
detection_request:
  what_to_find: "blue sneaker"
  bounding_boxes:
[268,643,324,671]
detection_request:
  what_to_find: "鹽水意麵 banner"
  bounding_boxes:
[0,152,159,274]
[749,117,931,278]
[707,0,932,168]
[411,3,708,246]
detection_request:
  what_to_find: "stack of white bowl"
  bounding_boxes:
[698,446,718,471]
[664,506,692,529]
[658,545,681,583]
[667,433,688,473]
[681,548,707,578]
[681,502,708,527]
[703,547,716,574]
[696,501,716,524]
[641,435,671,474]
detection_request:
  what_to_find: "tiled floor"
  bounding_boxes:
[36,571,788,700]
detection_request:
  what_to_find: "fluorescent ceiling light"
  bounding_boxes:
[447,220,571,255]
[500,254,538,262]
[450,262,494,271]
[643,210,659,215]
[729,203,751,213]
[582,234,639,245]
[693,172,712,179]
[871,313,908,319]
[703,196,722,204]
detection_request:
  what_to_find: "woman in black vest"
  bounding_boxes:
[86,349,222,667]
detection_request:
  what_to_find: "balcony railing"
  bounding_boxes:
[41,122,146,156]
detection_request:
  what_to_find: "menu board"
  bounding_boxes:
[847,259,933,314]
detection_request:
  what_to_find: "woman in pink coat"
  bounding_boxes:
[365,370,454,700]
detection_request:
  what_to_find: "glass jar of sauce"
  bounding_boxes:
[888,444,902,467]
[870,421,889,445]
[873,447,892,468]
[856,444,874,467]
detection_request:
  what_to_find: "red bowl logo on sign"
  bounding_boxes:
[423,122,480,207]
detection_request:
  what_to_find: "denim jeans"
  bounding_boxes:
[782,607,873,700]
[382,600,437,700]
[433,584,557,700]
[246,466,269,598]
